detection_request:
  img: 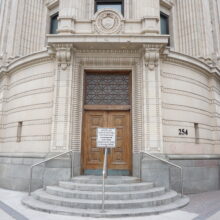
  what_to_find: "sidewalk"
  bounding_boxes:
[0,188,220,220]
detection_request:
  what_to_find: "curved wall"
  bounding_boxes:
[0,52,54,155]
[161,53,220,155]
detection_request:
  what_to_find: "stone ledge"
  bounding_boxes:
[167,154,220,160]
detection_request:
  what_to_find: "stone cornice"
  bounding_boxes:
[47,34,168,50]
[163,50,220,78]
[0,50,51,77]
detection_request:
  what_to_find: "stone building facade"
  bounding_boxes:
[0,0,220,193]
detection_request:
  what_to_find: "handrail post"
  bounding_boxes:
[28,149,74,196]
[69,152,73,179]
[169,166,171,191]
[180,167,183,197]
[101,147,108,212]
[140,151,184,197]
[71,151,74,179]
[140,152,143,180]
[29,166,33,196]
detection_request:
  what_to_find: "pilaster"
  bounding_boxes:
[50,44,74,152]
[142,45,163,153]
[0,73,9,143]
[209,73,220,149]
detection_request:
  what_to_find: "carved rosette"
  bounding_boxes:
[94,9,123,34]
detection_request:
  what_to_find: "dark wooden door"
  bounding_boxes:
[83,110,131,173]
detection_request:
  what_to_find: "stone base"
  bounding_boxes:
[0,152,81,191]
[0,152,219,194]
[139,153,220,194]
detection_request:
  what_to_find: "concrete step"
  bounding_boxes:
[22,196,190,217]
[46,185,166,200]
[59,181,154,192]
[71,175,140,184]
[32,189,178,209]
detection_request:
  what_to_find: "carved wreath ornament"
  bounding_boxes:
[94,9,123,34]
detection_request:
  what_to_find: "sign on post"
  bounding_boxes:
[97,128,116,148]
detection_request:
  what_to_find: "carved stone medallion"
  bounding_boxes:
[94,9,122,34]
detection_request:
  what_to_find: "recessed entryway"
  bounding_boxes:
[82,71,132,175]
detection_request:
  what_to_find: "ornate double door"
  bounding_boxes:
[83,110,131,175]
[82,71,132,175]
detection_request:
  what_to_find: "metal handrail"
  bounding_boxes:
[28,149,74,196]
[140,152,183,197]
[101,148,108,212]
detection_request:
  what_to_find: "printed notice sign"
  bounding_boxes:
[97,128,116,148]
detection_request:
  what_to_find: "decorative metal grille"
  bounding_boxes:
[85,73,130,105]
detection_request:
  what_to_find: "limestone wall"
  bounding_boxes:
[0,0,220,65]
[161,52,220,155]
[0,52,54,155]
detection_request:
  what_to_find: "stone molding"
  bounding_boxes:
[164,136,213,145]
[161,72,210,91]
[48,34,168,46]
[0,50,51,77]
[69,50,143,153]
[160,0,174,9]
[163,120,216,132]
[7,87,53,102]
[162,103,212,117]
[6,103,53,114]
[3,135,51,143]
[162,50,213,74]
[45,0,59,10]
[4,119,52,128]
[162,87,211,104]
[8,72,53,89]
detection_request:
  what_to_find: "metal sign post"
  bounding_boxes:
[97,128,116,213]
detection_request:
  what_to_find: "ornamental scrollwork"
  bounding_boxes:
[55,44,73,70]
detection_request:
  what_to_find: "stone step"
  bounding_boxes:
[46,185,166,200]
[22,196,190,217]
[32,189,178,209]
[59,181,154,192]
[71,175,140,184]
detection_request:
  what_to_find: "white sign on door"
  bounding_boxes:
[97,128,116,148]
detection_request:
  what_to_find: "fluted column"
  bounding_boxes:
[142,45,163,153]
[50,44,73,151]
[174,0,214,58]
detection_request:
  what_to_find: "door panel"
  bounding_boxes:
[108,111,131,170]
[83,110,131,173]
[83,111,107,170]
